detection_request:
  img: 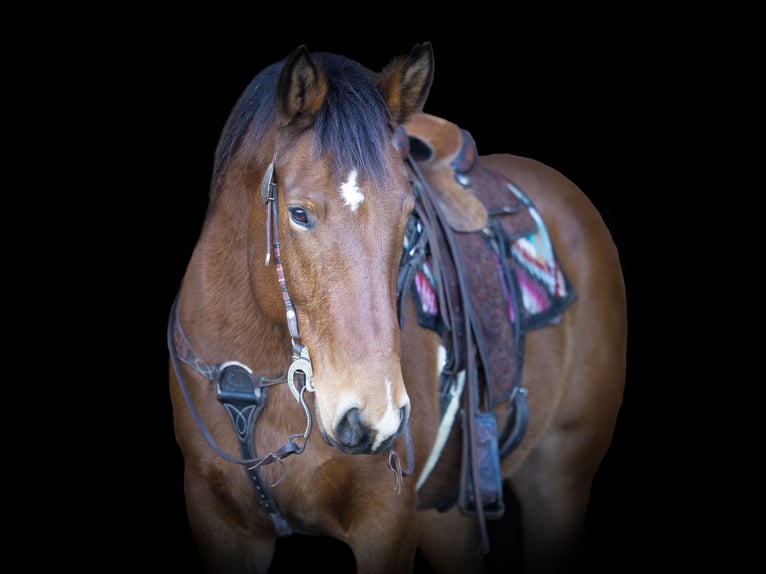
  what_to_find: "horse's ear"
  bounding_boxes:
[276,45,328,130]
[378,42,435,124]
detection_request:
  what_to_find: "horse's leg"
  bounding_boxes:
[507,434,601,573]
[338,479,420,574]
[417,506,484,574]
[506,342,624,573]
[184,469,277,574]
[346,529,418,574]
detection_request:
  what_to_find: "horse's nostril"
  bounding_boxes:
[335,407,368,448]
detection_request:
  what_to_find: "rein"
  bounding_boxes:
[167,295,312,468]
[167,295,304,537]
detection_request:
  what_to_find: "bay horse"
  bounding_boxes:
[168,42,626,573]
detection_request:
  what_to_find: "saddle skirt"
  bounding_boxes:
[396,113,577,527]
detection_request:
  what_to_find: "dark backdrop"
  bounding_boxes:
[144,27,675,573]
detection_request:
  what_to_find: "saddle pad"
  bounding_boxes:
[406,179,575,353]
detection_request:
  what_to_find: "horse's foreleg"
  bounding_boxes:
[341,489,419,574]
[345,525,418,574]
[417,506,484,574]
[184,471,277,574]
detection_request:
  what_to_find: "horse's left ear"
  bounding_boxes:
[276,45,328,130]
[378,42,435,124]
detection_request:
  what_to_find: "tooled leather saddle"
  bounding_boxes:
[396,113,577,551]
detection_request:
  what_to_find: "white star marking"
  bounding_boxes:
[340,170,365,212]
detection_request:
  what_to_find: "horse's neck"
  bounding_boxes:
[175,237,303,462]
[178,230,290,375]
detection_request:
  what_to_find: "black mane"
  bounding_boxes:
[212,52,393,193]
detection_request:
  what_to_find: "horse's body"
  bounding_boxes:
[168,43,626,573]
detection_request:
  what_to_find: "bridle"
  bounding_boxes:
[168,153,413,537]
[168,154,315,465]
[260,155,316,405]
[167,155,315,536]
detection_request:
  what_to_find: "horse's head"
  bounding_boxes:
[216,44,434,455]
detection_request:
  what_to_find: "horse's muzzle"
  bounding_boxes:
[324,405,409,455]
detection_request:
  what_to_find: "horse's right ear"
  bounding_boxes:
[378,42,435,125]
[276,45,328,130]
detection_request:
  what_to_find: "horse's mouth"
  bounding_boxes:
[321,422,405,456]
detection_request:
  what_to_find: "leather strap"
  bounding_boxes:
[405,156,497,553]
[167,294,294,537]
[401,138,538,554]
[216,364,294,537]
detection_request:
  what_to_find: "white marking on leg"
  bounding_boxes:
[340,170,364,212]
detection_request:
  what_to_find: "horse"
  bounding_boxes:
[167,42,627,574]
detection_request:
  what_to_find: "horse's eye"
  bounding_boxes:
[288,206,312,229]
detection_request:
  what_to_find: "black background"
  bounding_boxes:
[132,21,690,574]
